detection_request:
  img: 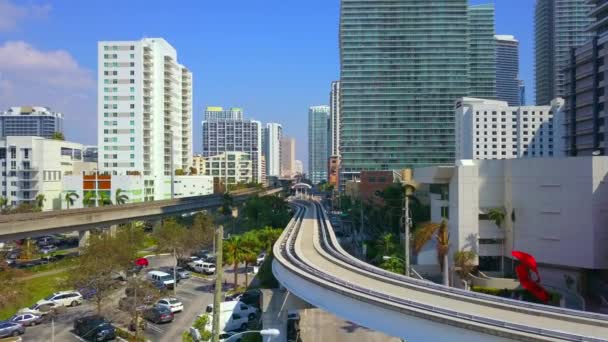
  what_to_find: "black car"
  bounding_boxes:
[143,305,174,324]
[239,289,262,309]
[73,315,116,341]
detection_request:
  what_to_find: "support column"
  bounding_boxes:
[152,219,162,232]
[108,224,118,237]
[78,230,90,250]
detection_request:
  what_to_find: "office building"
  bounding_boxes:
[203,151,253,185]
[308,105,330,184]
[415,157,608,295]
[294,160,303,175]
[0,136,97,211]
[535,0,594,105]
[97,38,193,184]
[339,1,496,186]
[281,137,295,178]
[455,97,565,160]
[0,106,63,139]
[564,0,608,156]
[495,35,521,106]
[202,106,262,182]
[329,81,341,157]
[263,123,282,177]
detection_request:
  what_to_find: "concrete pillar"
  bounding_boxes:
[152,219,162,232]
[78,230,90,249]
[108,224,118,237]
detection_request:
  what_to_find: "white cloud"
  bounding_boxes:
[0,0,51,32]
[0,41,97,144]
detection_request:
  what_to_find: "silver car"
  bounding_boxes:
[0,321,25,338]
[10,313,42,326]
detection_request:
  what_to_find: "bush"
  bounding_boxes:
[257,251,279,289]
[115,327,146,342]
[471,286,561,306]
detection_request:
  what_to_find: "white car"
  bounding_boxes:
[156,298,183,313]
[18,301,59,316]
[37,291,83,307]
[188,260,216,275]
[256,252,266,266]
[39,245,58,254]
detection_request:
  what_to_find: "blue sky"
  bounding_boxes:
[0,0,535,165]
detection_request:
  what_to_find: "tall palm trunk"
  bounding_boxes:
[233,262,238,287]
[443,254,449,286]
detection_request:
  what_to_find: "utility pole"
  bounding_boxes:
[211,225,224,342]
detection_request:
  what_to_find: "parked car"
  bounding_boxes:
[188,260,216,275]
[0,322,24,338]
[256,252,266,266]
[39,245,58,254]
[159,266,190,280]
[37,291,83,307]
[237,289,262,309]
[18,301,60,317]
[206,301,259,321]
[73,315,116,341]
[36,236,57,247]
[143,305,174,324]
[156,298,183,313]
[147,271,175,289]
[9,313,42,326]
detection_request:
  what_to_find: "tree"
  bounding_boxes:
[98,192,112,206]
[379,256,404,274]
[0,196,8,210]
[83,191,96,207]
[175,169,185,176]
[125,277,161,340]
[223,236,247,287]
[115,188,129,205]
[34,194,46,209]
[256,226,282,253]
[413,220,450,286]
[487,208,506,227]
[241,231,260,286]
[0,261,20,308]
[375,233,396,259]
[220,193,234,217]
[190,212,215,250]
[51,132,65,140]
[64,191,79,209]
[189,167,198,175]
[453,250,477,283]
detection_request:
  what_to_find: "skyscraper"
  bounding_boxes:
[98,38,192,179]
[308,105,329,184]
[263,123,282,177]
[495,35,521,106]
[329,81,341,157]
[281,136,295,178]
[201,106,262,182]
[535,0,594,105]
[0,106,64,139]
[519,80,526,105]
[339,1,496,185]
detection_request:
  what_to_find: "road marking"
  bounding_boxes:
[147,323,164,333]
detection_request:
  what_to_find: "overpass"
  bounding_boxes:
[272,200,608,342]
[0,188,282,241]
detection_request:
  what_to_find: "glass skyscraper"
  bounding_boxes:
[308,106,330,184]
[339,0,496,185]
[534,0,594,105]
[495,35,521,106]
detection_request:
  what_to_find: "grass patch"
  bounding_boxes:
[0,270,69,320]
[25,256,79,274]
[141,234,156,250]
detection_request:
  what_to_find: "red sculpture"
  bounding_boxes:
[512,251,550,303]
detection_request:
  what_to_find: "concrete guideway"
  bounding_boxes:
[273,200,608,342]
[0,188,281,241]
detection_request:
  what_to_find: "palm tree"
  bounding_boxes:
[453,250,477,286]
[241,232,260,286]
[257,226,282,253]
[34,194,45,210]
[375,233,395,259]
[115,189,129,205]
[487,208,506,227]
[83,191,96,207]
[413,220,450,286]
[64,192,79,209]
[223,236,247,287]
[98,192,112,206]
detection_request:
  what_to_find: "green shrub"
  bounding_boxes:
[115,327,146,342]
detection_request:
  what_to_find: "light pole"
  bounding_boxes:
[211,225,223,342]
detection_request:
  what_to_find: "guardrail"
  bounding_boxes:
[274,201,607,342]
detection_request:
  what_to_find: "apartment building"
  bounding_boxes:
[263,123,282,177]
[455,97,566,160]
[0,106,64,139]
[203,151,253,185]
[308,105,329,184]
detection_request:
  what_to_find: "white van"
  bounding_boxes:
[147,270,175,289]
[204,311,249,333]
[188,260,216,275]
[205,301,259,321]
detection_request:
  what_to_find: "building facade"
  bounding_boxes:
[329,81,341,157]
[564,0,608,156]
[495,35,521,106]
[415,157,608,295]
[203,151,253,185]
[535,0,594,105]
[308,105,330,184]
[455,97,565,160]
[201,106,262,182]
[328,155,340,188]
[97,38,193,183]
[263,123,282,177]
[191,154,205,175]
[519,80,526,105]
[339,1,496,186]
[294,160,303,176]
[280,137,295,178]
[0,106,63,139]
[0,137,97,211]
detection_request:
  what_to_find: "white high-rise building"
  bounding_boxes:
[329,81,340,157]
[97,38,193,184]
[263,123,282,177]
[294,160,303,175]
[455,97,565,161]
